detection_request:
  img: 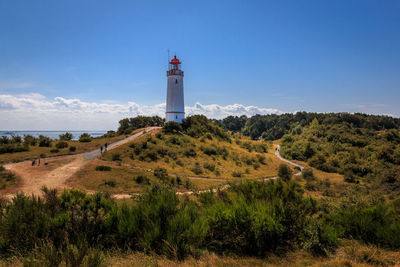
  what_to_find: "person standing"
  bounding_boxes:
[100,146,103,153]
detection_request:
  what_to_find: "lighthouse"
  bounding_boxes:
[165,55,185,123]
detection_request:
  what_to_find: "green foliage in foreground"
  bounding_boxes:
[0,181,398,263]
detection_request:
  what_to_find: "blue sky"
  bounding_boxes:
[0,0,399,130]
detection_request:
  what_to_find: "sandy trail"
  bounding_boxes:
[2,127,159,199]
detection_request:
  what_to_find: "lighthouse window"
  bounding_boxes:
[176,115,178,119]
[175,79,178,84]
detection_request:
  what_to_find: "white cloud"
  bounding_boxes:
[0,93,283,130]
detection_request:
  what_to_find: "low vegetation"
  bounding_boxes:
[0,180,398,265]
[0,165,17,189]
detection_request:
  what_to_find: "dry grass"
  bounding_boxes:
[67,159,152,194]
[3,241,399,267]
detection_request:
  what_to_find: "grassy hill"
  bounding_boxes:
[69,116,284,194]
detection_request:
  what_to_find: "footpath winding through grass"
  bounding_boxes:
[1,127,159,198]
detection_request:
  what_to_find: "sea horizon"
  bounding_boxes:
[0,130,110,140]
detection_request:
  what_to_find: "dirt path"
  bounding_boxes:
[2,127,159,199]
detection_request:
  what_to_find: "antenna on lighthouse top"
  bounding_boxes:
[167,49,170,63]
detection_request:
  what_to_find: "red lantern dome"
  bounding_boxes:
[169,56,181,65]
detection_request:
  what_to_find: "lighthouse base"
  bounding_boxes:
[166,112,185,124]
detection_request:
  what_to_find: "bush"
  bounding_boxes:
[111,153,121,161]
[95,166,112,171]
[38,135,52,147]
[204,180,321,255]
[302,168,315,181]
[69,146,76,152]
[135,175,149,184]
[328,201,400,249]
[104,179,116,187]
[50,149,59,153]
[232,171,242,177]
[79,133,92,142]
[23,135,37,146]
[191,162,203,175]
[59,132,73,141]
[56,141,68,149]
[203,162,215,172]
[278,164,292,181]
[183,148,197,157]
[154,167,168,180]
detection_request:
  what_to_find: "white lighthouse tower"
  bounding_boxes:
[165,55,185,123]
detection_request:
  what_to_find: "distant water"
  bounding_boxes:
[0,131,108,141]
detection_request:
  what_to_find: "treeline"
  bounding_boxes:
[118,116,164,134]
[0,180,399,265]
[215,112,400,140]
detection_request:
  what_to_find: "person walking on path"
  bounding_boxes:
[100,146,103,154]
[32,159,36,166]
[38,158,40,166]
[104,143,108,151]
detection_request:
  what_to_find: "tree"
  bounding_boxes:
[278,164,292,182]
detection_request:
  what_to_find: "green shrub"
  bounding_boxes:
[23,135,37,146]
[95,166,112,171]
[111,153,121,161]
[104,179,116,187]
[69,146,76,152]
[59,132,73,141]
[38,135,52,147]
[191,162,203,175]
[50,149,59,153]
[135,175,149,184]
[278,164,292,181]
[183,148,197,157]
[79,133,92,142]
[302,168,315,181]
[203,162,215,172]
[328,200,400,249]
[176,159,184,167]
[154,167,168,180]
[56,141,68,149]
[232,171,242,177]
[155,133,163,139]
